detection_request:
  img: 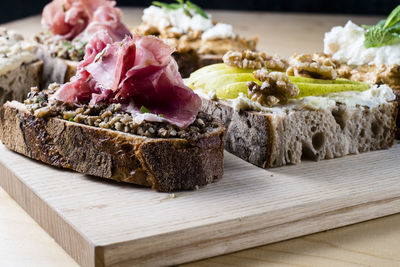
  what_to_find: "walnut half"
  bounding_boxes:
[223,50,288,71]
[286,53,337,80]
[247,69,299,107]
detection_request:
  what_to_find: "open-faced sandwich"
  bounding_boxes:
[133,0,258,77]
[34,0,131,86]
[323,5,400,138]
[186,50,397,168]
[0,28,42,105]
[0,31,225,192]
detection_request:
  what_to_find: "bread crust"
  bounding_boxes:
[0,101,225,192]
[201,97,397,168]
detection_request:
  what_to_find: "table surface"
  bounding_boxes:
[1,7,400,267]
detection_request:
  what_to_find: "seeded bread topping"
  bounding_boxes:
[25,84,221,140]
[34,32,86,61]
[0,28,38,75]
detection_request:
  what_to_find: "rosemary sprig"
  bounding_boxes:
[152,0,209,19]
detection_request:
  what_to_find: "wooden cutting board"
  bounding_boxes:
[1,142,400,267]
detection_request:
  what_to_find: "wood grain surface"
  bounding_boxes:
[2,8,399,267]
[1,139,400,267]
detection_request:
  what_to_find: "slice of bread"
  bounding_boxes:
[0,101,225,192]
[0,61,43,105]
[201,97,397,168]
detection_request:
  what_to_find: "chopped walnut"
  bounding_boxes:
[286,53,337,80]
[376,65,400,90]
[336,64,353,79]
[247,69,299,107]
[223,50,288,71]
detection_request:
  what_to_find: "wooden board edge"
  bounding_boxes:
[0,160,96,267]
[97,196,400,267]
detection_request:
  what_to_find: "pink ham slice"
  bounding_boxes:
[78,4,131,42]
[52,32,201,129]
[42,0,130,41]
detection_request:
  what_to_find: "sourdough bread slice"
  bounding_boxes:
[0,61,43,105]
[201,97,397,168]
[0,101,225,192]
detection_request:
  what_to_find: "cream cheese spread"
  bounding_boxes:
[324,21,400,66]
[197,85,395,112]
[142,5,235,40]
[0,28,37,76]
[201,23,236,41]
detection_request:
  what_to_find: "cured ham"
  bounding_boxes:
[79,4,131,41]
[42,0,130,41]
[53,31,201,129]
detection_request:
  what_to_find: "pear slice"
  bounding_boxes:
[289,76,366,85]
[187,63,229,81]
[201,73,258,94]
[187,68,253,89]
[296,82,371,98]
[216,82,250,99]
[186,64,253,89]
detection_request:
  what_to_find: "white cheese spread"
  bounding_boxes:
[324,21,400,66]
[0,28,37,76]
[197,85,395,112]
[201,23,236,41]
[142,5,235,40]
[142,5,213,34]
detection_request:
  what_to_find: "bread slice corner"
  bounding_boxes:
[201,97,397,168]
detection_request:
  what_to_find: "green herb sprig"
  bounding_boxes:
[140,106,151,113]
[140,106,164,117]
[62,41,73,50]
[152,0,209,19]
[363,5,400,48]
[94,46,107,63]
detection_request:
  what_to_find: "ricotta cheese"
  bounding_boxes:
[324,21,400,66]
[0,28,37,76]
[198,85,395,112]
[142,5,213,34]
[142,5,236,40]
[202,23,236,41]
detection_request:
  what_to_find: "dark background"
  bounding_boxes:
[1,0,398,24]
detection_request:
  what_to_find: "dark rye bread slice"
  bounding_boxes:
[201,98,397,168]
[0,61,43,105]
[35,45,78,87]
[0,101,225,192]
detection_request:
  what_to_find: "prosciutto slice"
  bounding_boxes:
[52,31,201,129]
[42,0,130,41]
